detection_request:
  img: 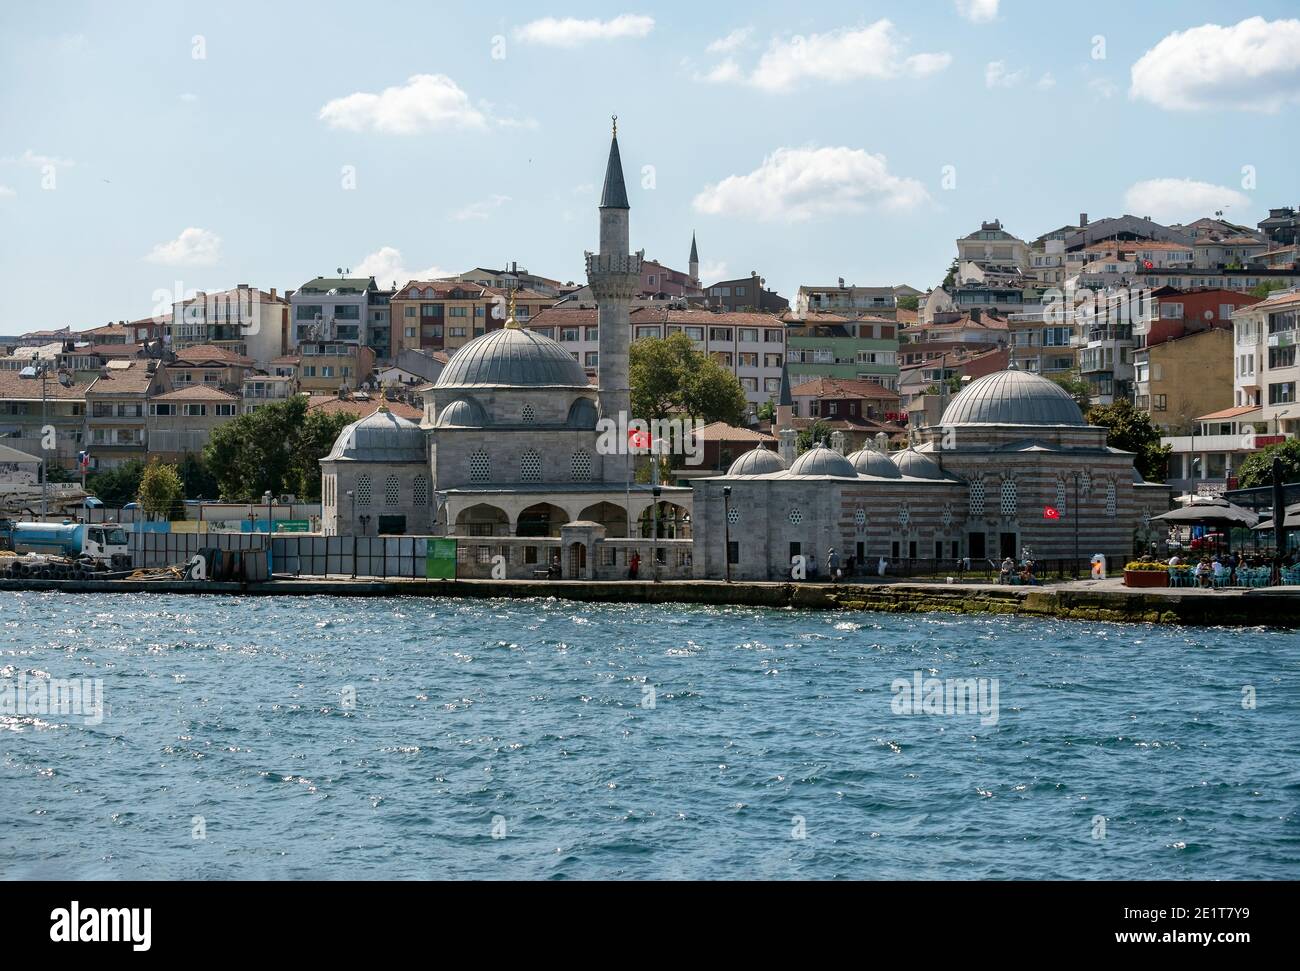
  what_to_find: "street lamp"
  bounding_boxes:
[722,485,732,583]
[262,490,273,534]
[31,355,73,521]
[346,489,355,578]
[651,482,661,583]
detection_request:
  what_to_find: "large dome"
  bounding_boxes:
[940,368,1084,426]
[892,448,946,480]
[325,408,426,463]
[436,327,588,388]
[788,443,858,478]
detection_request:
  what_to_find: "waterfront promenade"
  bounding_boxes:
[3,574,1297,627]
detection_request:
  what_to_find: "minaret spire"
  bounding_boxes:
[689,231,700,286]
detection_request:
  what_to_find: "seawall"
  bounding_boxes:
[2,576,1297,627]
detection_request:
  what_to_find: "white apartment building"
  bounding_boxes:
[170,284,289,370]
[1233,289,1300,434]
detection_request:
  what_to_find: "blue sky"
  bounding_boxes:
[2,0,1298,331]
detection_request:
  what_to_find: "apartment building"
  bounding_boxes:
[528,307,788,414]
[1133,327,1234,434]
[0,367,87,470]
[795,282,904,319]
[295,342,376,395]
[290,276,395,361]
[241,374,297,414]
[1005,308,1077,376]
[147,385,240,460]
[1232,289,1300,434]
[1258,207,1299,247]
[783,313,900,390]
[167,345,255,393]
[171,284,289,369]
[956,219,1029,282]
[1162,405,1276,496]
[84,360,170,469]
[389,282,556,359]
[449,263,564,296]
[703,273,789,313]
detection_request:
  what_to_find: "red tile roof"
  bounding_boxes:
[151,385,239,402]
[790,377,900,400]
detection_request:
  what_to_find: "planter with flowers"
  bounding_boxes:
[1124,561,1170,588]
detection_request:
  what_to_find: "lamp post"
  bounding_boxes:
[262,490,273,535]
[722,485,732,583]
[346,489,355,578]
[31,356,73,521]
[651,483,661,583]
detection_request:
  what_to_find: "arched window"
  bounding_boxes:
[570,450,593,481]
[384,474,400,507]
[520,449,542,482]
[356,473,372,506]
[469,449,490,482]
[969,478,986,517]
[413,475,430,507]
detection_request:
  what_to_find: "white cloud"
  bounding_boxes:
[955,0,999,24]
[1130,16,1300,112]
[353,247,452,289]
[319,74,488,134]
[697,260,729,283]
[145,228,222,267]
[706,27,753,55]
[514,14,654,47]
[985,61,1027,88]
[712,21,950,92]
[697,59,743,84]
[0,185,15,200]
[1089,77,1119,99]
[692,146,929,222]
[1,149,76,168]
[1037,73,1057,90]
[1123,179,1251,224]
[451,194,511,221]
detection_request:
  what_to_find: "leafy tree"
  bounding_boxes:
[629,332,747,427]
[203,397,352,502]
[941,259,960,290]
[177,452,219,500]
[896,295,920,311]
[1250,279,1287,299]
[86,459,145,507]
[1050,374,1093,412]
[1237,438,1300,490]
[137,460,184,521]
[796,419,832,453]
[44,464,76,484]
[756,400,775,423]
[1086,398,1171,482]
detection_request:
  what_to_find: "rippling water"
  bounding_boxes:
[2,592,1297,880]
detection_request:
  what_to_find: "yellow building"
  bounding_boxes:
[1136,327,1234,434]
[389,282,556,359]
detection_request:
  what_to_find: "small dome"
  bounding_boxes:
[436,397,488,427]
[788,443,858,478]
[435,327,588,388]
[324,409,425,463]
[940,368,1085,426]
[847,447,902,478]
[892,448,946,479]
[727,444,787,476]
[567,397,599,429]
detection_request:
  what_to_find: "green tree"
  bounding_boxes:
[177,452,219,500]
[137,460,184,521]
[203,397,352,502]
[797,419,832,453]
[1086,398,1171,482]
[1250,279,1287,299]
[629,332,748,426]
[896,294,920,311]
[756,400,776,423]
[86,459,145,507]
[941,259,960,290]
[1237,438,1300,489]
[1050,374,1093,412]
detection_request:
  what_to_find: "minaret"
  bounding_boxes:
[775,363,797,466]
[689,232,700,286]
[586,116,643,419]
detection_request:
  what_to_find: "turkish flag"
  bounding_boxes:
[628,428,651,450]
[1043,505,1061,520]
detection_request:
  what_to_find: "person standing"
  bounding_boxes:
[827,547,841,583]
[628,551,640,580]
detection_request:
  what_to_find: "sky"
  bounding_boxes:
[2,0,1299,332]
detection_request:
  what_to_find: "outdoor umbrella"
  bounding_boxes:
[1150,499,1259,529]
[1252,503,1300,532]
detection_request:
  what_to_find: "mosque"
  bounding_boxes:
[320,121,1168,581]
[320,123,693,571]
[690,367,1172,580]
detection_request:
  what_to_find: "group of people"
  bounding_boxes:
[1168,549,1300,588]
[997,555,1039,586]
[793,548,852,583]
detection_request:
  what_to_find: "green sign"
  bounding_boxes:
[274,520,311,533]
[426,538,457,579]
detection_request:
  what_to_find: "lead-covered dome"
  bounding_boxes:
[436,397,488,427]
[847,447,902,478]
[940,368,1084,426]
[727,444,787,476]
[325,408,426,463]
[788,443,858,478]
[435,327,588,388]
[892,447,946,479]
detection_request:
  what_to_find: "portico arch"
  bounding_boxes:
[454,503,510,537]
[637,501,691,539]
[578,501,629,537]
[516,502,569,537]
